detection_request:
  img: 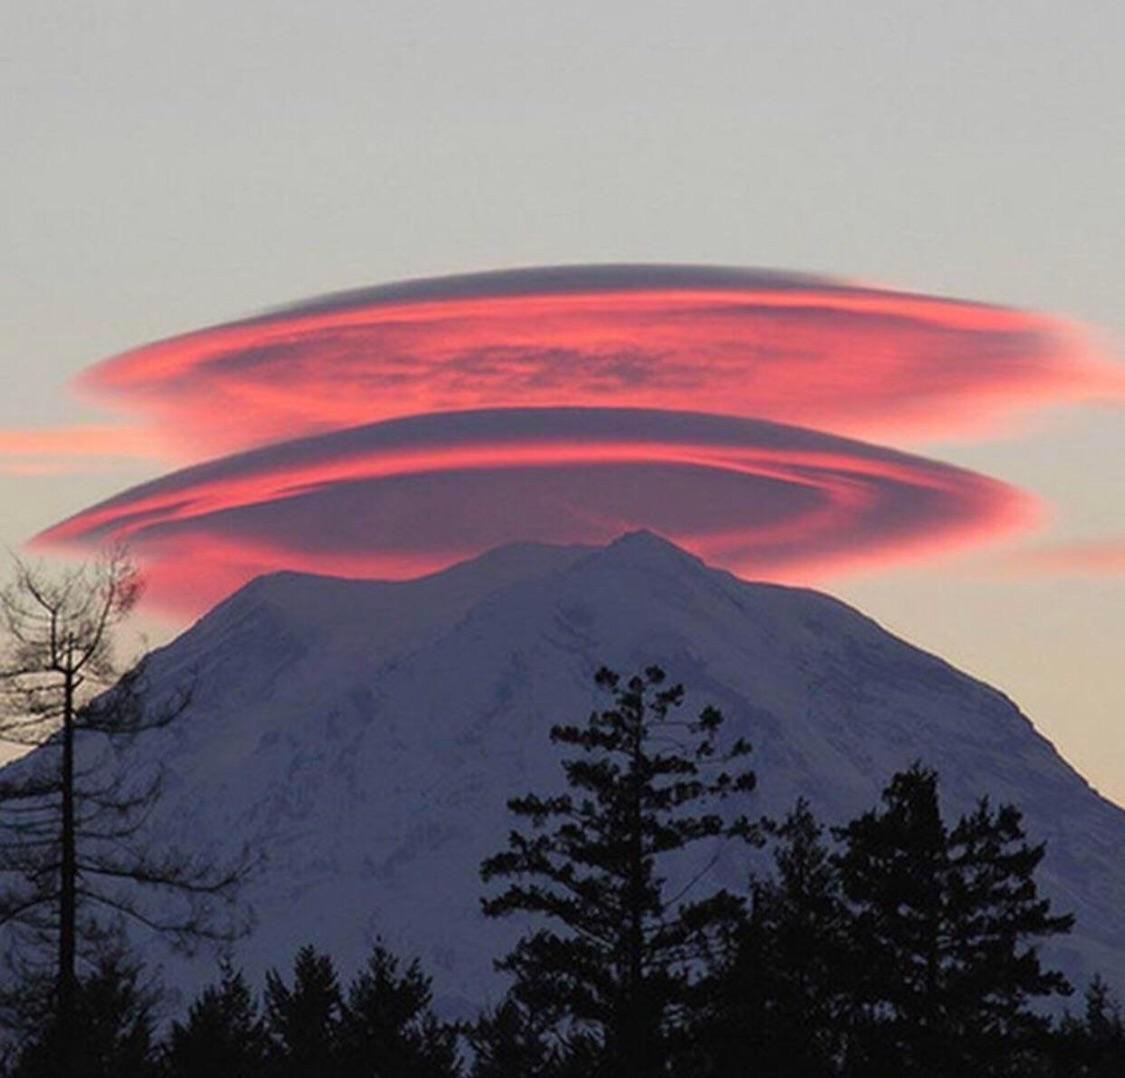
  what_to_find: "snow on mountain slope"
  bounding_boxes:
[16,532,1125,1012]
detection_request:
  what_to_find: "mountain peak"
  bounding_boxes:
[600,530,707,570]
[55,535,1125,1015]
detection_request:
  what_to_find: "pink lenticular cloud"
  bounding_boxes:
[78,265,1122,456]
[35,408,1038,616]
[29,264,1122,614]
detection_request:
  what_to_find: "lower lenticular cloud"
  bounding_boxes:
[35,408,1035,616]
[80,264,1121,455]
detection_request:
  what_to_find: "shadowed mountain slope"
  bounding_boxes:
[11,532,1123,1012]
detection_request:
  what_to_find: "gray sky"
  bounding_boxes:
[2,1,1123,798]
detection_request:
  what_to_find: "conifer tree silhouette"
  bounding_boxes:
[5,949,159,1078]
[336,941,461,1077]
[481,665,757,1077]
[834,763,1073,1077]
[706,799,853,1078]
[164,963,270,1077]
[264,944,343,1077]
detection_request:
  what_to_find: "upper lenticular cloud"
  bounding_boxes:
[80,264,1121,455]
[35,407,1036,616]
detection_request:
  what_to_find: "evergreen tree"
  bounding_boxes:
[1050,976,1125,1077]
[467,998,599,1078]
[6,949,159,1078]
[704,799,852,1077]
[336,941,461,1077]
[480,665,758,1077]
[264,945,343,1077]
[1080,976,1125,1076]
[164,962,270,1077]
[467,1000,554,1078]
[834,764,1073,1078]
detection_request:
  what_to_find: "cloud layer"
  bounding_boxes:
[26,265,1120,614]
[37,407,1035,615]
[80,265,1121,454]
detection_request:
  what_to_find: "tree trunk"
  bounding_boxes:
[58,664,78,1075]
[621,709,656,1078]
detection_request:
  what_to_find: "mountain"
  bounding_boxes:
[16,532,1125,1011]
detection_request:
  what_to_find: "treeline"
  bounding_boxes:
[6,934,1125,1078]
[2,942,460,1078]
[3,664,1125,1077]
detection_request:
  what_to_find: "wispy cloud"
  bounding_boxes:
[0,426,162,475]
[1012,538,1125,576]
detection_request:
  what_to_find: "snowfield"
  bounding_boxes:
[15,532,1124,1013]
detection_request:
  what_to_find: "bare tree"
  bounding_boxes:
[0,550,250,1070]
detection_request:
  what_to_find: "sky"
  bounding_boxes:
[1,3,1123,801]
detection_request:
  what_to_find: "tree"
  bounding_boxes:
[263,944,344,1076]
[480,665,758,1077]
[164,962,271,1078]
[467,1000,556,1078]
[5,948,160,1078]
[468,999,599,1078]
[833,763,1074,1077]
[703,799,854,1078]
[0,552,249,1072]
[1050,976,1125,1078]
[336,941,461,1077]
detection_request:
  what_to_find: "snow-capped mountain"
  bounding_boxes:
[20,533,1125,1011]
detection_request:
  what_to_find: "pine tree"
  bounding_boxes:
[480,665,758,1077]
[164,962,270,1077]
[6,949,160,1078]
[1050,976,1125,1078]
[467,998,599,1078]
[336,941,461,1077]
[834,763,1073,1078]
[1081,976,1125,1076]
[704,799,853,1078]
[467,1000,554,1078]
[263,944,344,1077]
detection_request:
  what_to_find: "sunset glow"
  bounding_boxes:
[25,265,1120,613]
[0,426,161,474]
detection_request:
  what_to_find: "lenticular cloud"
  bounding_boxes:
[34,264,1119,615]
[81,264,1119,454]
[37,407,1035,614]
